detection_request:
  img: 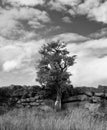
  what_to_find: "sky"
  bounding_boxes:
[0,0,107,87]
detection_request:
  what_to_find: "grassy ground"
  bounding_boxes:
[0,106,107,130]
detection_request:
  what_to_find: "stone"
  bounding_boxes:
[29,97,35,102]
[34,96,40,100]
[30,102,39,106]
[85,91,93,96]
[84,103,100,112]
[95,92,104,97]
[63,94,88,103]
[17,100,21,104]
[40,105,53,112]
[91,96,101,103]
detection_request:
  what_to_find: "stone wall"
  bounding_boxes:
[0,84,107,112]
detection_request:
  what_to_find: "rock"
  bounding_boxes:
[95,92,104,97]
[20,99,25,102]
[79,95,89,101]
[26,98,31,102]
[30,97,36,102]
[90,96,101,103]
[17,100,21,104]
[30,102,40,106]
[39,105,53,112]
[44,99,55,108]
[84,103,100,112]
[40,102,45,105]
[85,91,93,97]
[36,99,43,103]
[34,96,40,100]
[63,94,89,103]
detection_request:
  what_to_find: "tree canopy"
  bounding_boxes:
[36,41,76,96]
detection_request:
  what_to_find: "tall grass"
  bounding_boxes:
[0,107,107,130]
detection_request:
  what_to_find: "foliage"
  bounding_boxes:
[0,107,107,130]
[36,41,76,96]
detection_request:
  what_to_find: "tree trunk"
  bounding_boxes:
[55,89,61,111]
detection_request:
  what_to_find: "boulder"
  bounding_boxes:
[85,91,93,97]
[39,105,53,112]
[90,96,101,103]
[30,102,40,106]
[95,92,104,97]
[63,94,89,103]
[84,103,100,112]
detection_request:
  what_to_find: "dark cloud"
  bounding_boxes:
[89,28,107,39]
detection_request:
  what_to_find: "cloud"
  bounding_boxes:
[0,39,45,72]
[3,60,21,72]
[52,33,89,43]
[3,0,45,7]
[48,0,107,24]
[62,16,72,23]
[0,7,50,40]
[73,0,107,24]
[12,8,50,23]
[67,38,107,87]
[47,0,67,11]
[0,9,23,40]
[5,0,107,24]
[70,56,107,87]
[48,0,81,12]
[56,0,81,6]
[89,28,107,39]
[86,1,107,23]
[77,0,100,15]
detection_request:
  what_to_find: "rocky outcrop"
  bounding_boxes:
[62,85,107,112]
[16,97,45,108]
[63,94,89,103]
[0,84,107,112]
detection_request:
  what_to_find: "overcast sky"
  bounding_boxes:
[0,0,107,87]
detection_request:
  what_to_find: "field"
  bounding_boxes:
[0,106,107,130]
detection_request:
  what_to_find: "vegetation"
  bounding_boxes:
[36,41,76,110]
[0,107,107,130]
[1,38,107,129]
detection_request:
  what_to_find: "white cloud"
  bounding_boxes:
[62,16,72,23]
[0,7,50,40]
[68,9,76,16]
[74,0,107,24]
[4,0,45,6]
[77,0,107,23]
[47,0,67,11]
[57,0,81,6]
[48,0,80,11]
[0,39,45,72]
[48,0,107,24]
[77,0,100,15]
[67,38,107,87]
[0,9,23,39]
[12,8,50,22]
[87,1,107,23]
[3,60,21,72]
[70,56,107,87]
[52,33,89,43]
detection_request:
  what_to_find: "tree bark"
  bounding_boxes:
[55,89,61,111]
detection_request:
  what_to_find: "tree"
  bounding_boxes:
[36,41,76,110]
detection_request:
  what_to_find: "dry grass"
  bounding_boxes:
[0,107,107,130]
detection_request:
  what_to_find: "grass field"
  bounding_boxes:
[0,106,107,130]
